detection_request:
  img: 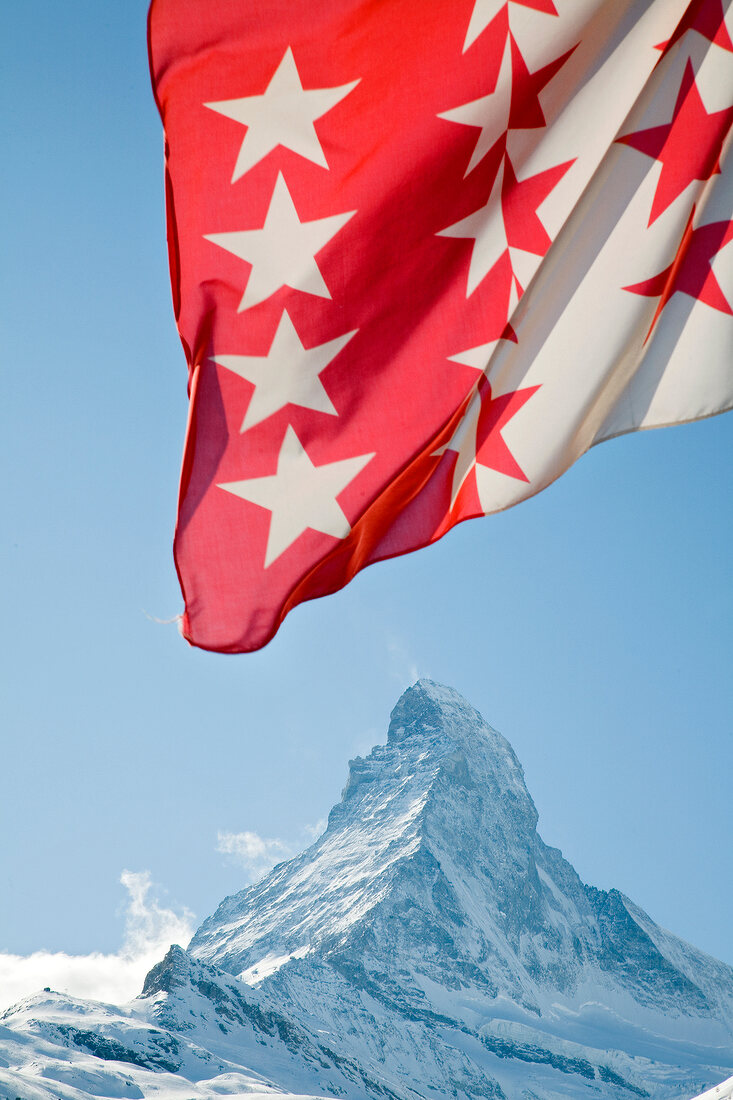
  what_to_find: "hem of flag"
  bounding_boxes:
[177,401,732,654]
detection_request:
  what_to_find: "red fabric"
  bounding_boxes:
[148,0,733,652]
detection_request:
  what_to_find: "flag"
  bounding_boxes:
[148,0,733,653]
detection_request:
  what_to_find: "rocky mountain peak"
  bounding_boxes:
[347,678,534,813]
[357,678,539,838]
[189,682,547,983]
[189,683,534,973]
[315,682,540,908]
[183,679,733,1100]
[140,944,191,999]
[386,678,483,743]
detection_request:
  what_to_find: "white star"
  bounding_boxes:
[218,426,374,567]
[205,47,359,182]
[463,0,504,52]
[463,0,553,52]
[438,36,512,175]
[434,343,499,505]
[438,158,508,296]
[449,342,500,372]
[212,310,357,432]
[445,394,483,508]
[204,173,356,311]
[438,158,541,298]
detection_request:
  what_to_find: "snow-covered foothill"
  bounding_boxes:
[690,1076,733,1100]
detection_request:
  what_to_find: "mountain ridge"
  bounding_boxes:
[189,679,733,1099]
[1,679,731,1100]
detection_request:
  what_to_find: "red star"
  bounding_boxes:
[510,0,557,12]
[464,0,557,53]
[434,374,539,534]
[624,209,733,339]
[617,60,733,225]
[658,0,733,55]
[508,35,577,132]
[438,151,573,304]
[502,153,575,256]
[474,374,539,480]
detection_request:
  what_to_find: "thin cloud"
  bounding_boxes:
[0,871,194,1014]
[216,830,294,881]
[301,818,327,842]
[216,820,328,882]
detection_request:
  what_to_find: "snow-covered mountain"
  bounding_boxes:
[0,944,401,1099]
[189,679,733,1100]
[2,680,732,1100]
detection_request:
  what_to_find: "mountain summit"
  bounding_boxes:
[191,679,541,980]
[189,680,733,1099]
[2,681,732,1100]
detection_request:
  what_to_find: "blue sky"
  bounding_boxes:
[1,2,731,1005]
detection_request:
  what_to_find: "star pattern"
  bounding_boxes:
[443,363,538,507]
[624,210,733,338]
[463,0,558,52]
[660,0,733,56]
[152,0,733,652]
[507,37,576,131]
[219,426,374,567]
[204,173,356,310]
[617,59,733,225]
[212,310,357,431]
[449,331,517,373]
[438,152,573,296]
[205,47,359,182]
[442,29,573,177]
[439,34,514,175]
[474,376,537,477]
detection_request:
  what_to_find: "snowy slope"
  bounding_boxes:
[0,944,407,1100]
[691,1076,733,1100]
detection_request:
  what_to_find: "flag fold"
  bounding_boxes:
[148,0,733,652]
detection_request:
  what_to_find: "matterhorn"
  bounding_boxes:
[2,680,732,1100]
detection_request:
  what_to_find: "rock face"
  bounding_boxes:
[2,680,732,1100]
[189,680,733,1100]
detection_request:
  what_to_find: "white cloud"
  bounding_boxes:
[301,818,327,842]
[0,871,194,1014]
[216,830,294,881]
[216,820,328,882]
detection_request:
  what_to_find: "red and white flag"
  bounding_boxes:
[148,0,733,653]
